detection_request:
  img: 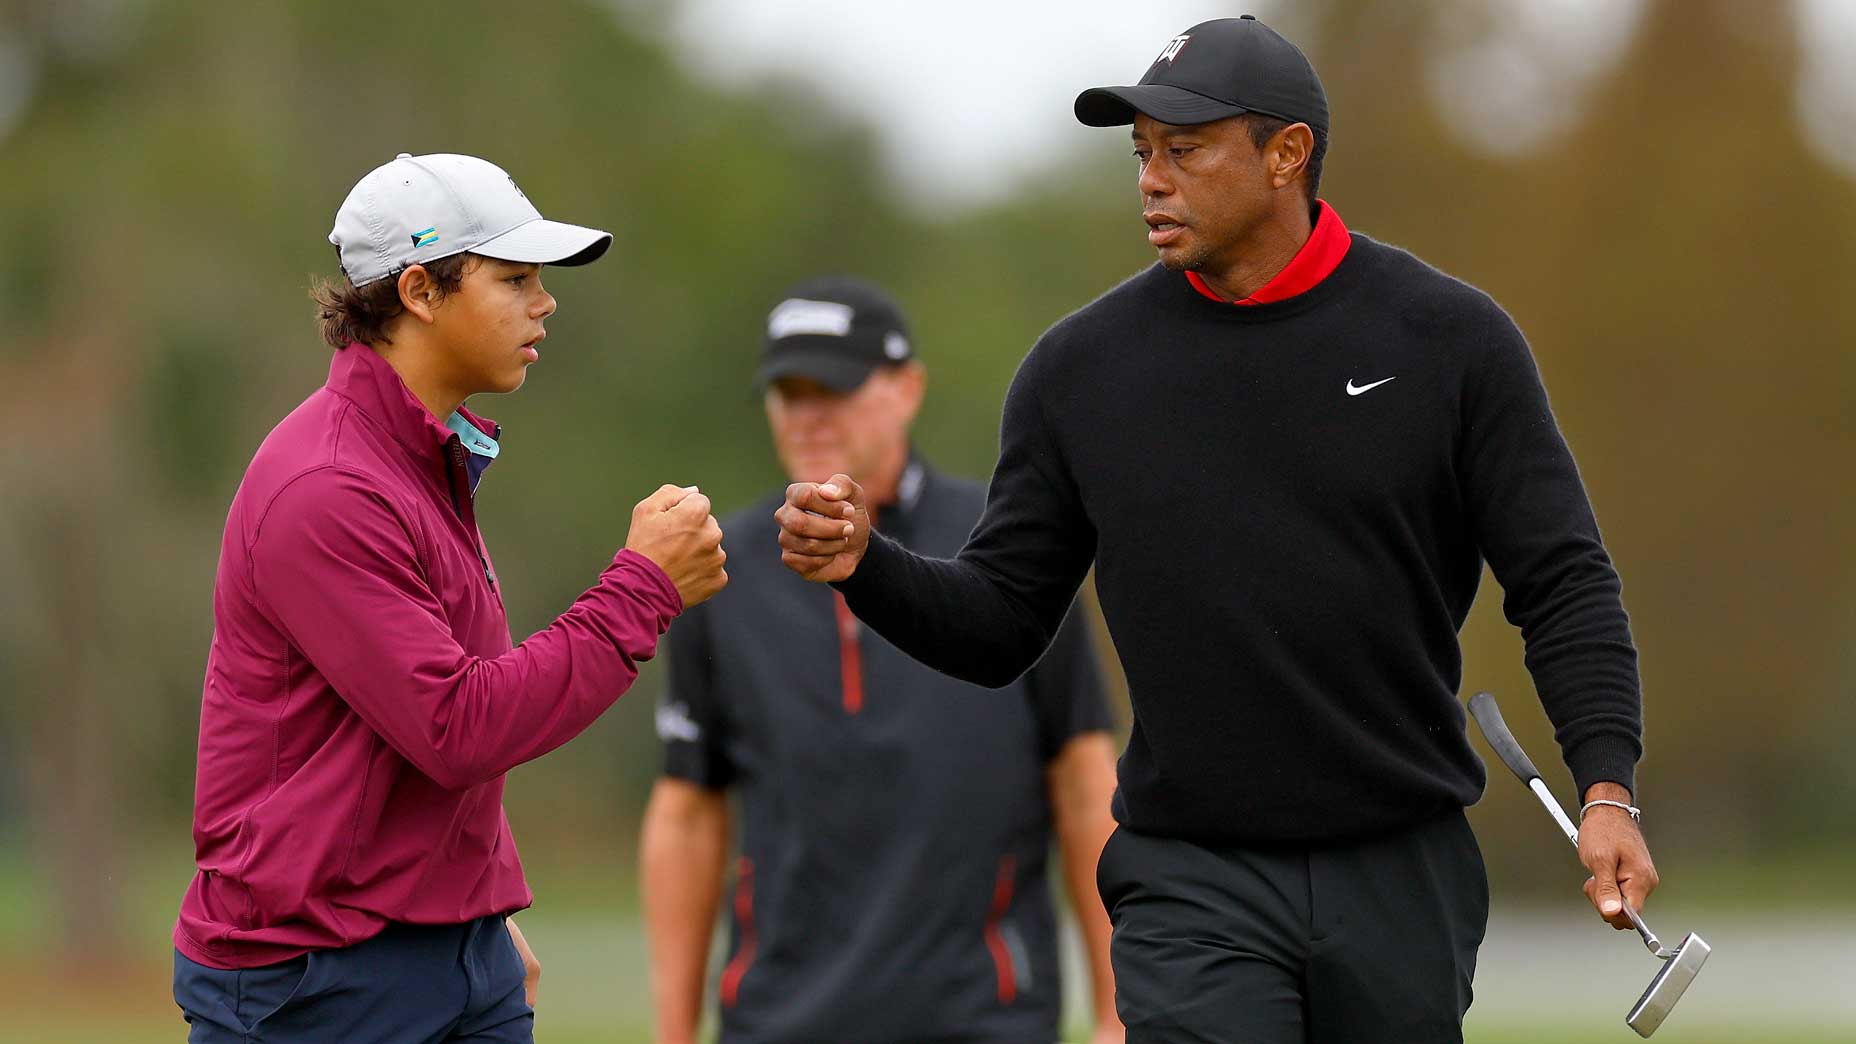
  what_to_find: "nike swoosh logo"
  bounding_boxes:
[1346,376,1396,396]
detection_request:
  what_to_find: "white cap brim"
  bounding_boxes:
[473,217,612,268]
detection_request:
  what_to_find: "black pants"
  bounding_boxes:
[173,915,532,1043]
[1097,810,1488,1044]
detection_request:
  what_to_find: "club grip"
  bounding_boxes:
[1468,691,1543,784]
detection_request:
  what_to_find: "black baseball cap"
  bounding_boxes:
[757,276,914,392]
[1074,15,1328,135]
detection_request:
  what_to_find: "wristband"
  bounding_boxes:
[1579,798,1641,823]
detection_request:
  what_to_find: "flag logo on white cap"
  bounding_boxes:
[411,226,439,248]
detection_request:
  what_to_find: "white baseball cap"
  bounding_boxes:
[329,152,612,286]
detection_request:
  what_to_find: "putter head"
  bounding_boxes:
[1626,932,1711,1037]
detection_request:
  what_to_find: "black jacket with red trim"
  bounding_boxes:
[660,457,1112,1043]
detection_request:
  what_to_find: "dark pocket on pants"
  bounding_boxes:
[174,949,316,1038]
[238,952,318,1034]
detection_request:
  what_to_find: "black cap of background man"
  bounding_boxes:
[1073,15,1327,135]
[757,276,914,393]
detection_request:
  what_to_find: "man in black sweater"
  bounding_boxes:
[775,15,1657,1043]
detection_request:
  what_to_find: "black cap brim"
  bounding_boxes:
[757,350,879,393]
[1074,84,1250,128]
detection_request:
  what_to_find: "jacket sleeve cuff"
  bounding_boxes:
[612,548,684,619]
[829,529,898,601]
[1566,733,1641,801]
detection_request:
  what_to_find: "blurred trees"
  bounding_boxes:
[0,0,1848,965]
[1310,0,1856,889]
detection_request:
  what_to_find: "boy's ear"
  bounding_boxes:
[396,265,441,324]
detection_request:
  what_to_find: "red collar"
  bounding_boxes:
[1185,200,1351,306]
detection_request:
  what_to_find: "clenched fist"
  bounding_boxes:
[626,484,728,607]
[775,473,871,583]
[1577,782,1659,931]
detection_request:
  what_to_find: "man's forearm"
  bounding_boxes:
[1049,733,1122,1031]
[1459,307,1642,799]
[1064,827,1120,1030]
[835,528,1085,688]
[640,786,729,1044]
[832,354,1098,688]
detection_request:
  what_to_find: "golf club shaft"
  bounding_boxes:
[1528,777,1581,846]
[1471,692,1669,958]
[1620,899,1669,956]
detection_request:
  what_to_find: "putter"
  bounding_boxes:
[1467,691,1710,1038]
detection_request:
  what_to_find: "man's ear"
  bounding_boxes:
[1268,123,1314,192]
[397,265,442,324]
[894,360,927,426]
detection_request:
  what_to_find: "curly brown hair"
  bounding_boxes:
[310,253,479,349]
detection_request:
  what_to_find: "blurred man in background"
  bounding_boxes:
[641,276,1122,1044]
[777,17,1659,1044]
[172,153,727,1043]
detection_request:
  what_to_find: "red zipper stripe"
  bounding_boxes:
[982,854,1018,1004]
[833,592,864,714]
[719,857,756,1007]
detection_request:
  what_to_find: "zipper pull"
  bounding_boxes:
[480,551,496,591]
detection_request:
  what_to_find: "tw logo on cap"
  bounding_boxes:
[1156,34,1191,64]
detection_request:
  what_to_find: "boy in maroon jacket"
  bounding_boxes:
[172,152,727,1043]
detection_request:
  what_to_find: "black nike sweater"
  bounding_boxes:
[835,234,1642,845]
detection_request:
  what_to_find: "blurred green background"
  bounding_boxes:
[0,0,1851,1039]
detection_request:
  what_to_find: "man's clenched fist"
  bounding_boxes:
[626,484,728,607]
[775,473,870,583]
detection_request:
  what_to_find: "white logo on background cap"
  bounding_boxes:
[884,332,910,360]
[768,298,855,339]
[1157,34,1191,64]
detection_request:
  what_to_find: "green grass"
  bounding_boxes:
[5,847,1852,1043]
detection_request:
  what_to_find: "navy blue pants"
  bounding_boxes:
[1098,811,1489,1044]
[173,915,533,1043]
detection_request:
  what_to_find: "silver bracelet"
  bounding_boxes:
[1580,798,1641,822]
